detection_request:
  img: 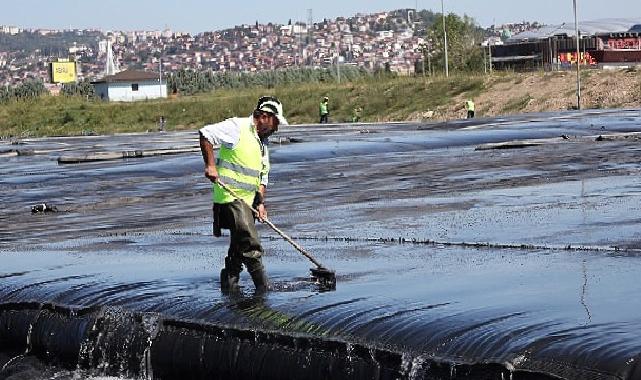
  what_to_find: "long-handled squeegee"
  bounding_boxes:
[216,180,336,290]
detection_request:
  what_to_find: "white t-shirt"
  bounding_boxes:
[199,116,270,186]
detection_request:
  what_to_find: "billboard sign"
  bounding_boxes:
[50,61,77,83]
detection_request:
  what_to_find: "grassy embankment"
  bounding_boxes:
[0,74,483,138]
[1,69,640,138]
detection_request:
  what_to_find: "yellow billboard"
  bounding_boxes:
[50,61,77,83]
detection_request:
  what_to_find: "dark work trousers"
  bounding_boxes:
[467,110,475,119]
[320,114,329,124]
[214,200,265,277]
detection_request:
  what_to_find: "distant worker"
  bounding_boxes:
[352,106,363,123]
[158,115,166,132]
[319,96,329,123]
[199,96,287,293]
[465,99,475,119]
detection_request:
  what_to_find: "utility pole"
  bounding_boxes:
[158,58,163,97]
[548,37,553,71]
[488,42,493,74]
[420,44,426,77]
[336,48,341,84]
[441,0,449,77]
[483,44,487,74]
[573,0,581,110]
[307,8,313,66]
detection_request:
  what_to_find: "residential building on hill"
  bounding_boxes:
[0,9,427,86]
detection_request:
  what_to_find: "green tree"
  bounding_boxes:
[428,13,485,73]
[0,80,48,103]
[61,79,95,98]
[165,66,370,96]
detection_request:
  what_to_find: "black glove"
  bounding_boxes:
[252,191,264,210]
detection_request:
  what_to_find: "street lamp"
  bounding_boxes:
[441,0,449,77]
[573,0,581,110]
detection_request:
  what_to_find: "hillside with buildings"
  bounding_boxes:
[0,9,552,89]
[3,7,641,93]
[0,9,442,87]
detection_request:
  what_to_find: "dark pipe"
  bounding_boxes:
[0,302,564,380]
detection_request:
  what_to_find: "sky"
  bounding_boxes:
[1,0,640,33]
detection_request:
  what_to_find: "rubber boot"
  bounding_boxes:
[220,268,240,293]
[249,267,269,293]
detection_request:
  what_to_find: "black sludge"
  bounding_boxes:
[4,112,641,379]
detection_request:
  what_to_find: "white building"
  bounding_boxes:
[91,70,167,102]
[0,25,20,35]
[377,30,394,39]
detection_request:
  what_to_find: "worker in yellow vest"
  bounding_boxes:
[319,96,329,123]
[465,99,475,119]
[199,96,287,292]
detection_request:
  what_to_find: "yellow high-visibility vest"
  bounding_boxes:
[319,102,328,115]
[213,120,265,205]
[465,100,475,111]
